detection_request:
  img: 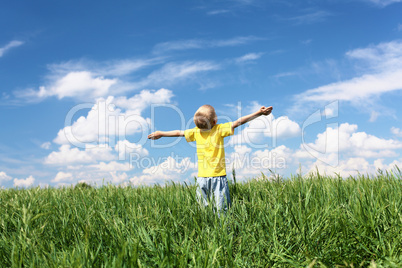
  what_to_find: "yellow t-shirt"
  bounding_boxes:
[184,122,234,177]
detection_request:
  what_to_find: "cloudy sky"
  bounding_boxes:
[1,0,402,188]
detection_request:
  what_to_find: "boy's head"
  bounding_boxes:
[194,104,217,130]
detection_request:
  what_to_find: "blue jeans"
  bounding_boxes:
[196,176,231,213]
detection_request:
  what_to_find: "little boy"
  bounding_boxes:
[148,104,273,213]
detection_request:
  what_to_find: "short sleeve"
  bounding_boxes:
[184,128,196,142]
[218,122,234,137]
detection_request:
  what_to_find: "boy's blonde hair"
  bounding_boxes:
[194,105,217,130]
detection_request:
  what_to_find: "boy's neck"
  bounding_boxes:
[199,123,216,131]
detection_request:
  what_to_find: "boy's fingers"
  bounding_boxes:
[260,106,273,115]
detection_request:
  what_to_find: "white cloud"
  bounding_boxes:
[141,61,220,86]
[271,116,301,138]
[52,172,74,182]
[228,145,292,179]
[207,9,230,15]
[307,157,370,177]
[374,158,402,171]
[113,88,173,112]
[363,0,402,7]
[0,171,12,182]
[235,53,264,63]
[291,120,402,177]
[298,123,402,161]
[294,40,402,117]
[324,106,335,117]
[340,126,402,154]
[300,123,356,156]
[51,168,131,186]
[306,157,402,178]
[47,58,161,77]
[15,57,215,102]
[233,0,255,4]
[129,156,196,186]
[54,89,172,146]
[45,144,115,165]
[0,40,24,57]
[97,59,161,77]
[43,89,172,183]
[273,72,298,79]
[110,171,129,184]
[91,161,132,172]
[301,39,312,45]
[284,10,332,25]
[297,70,402,103]
[115,140,148,160]
[346,41,402,71]
[369,111,379,122]
[391,127,402,137]
[154,40,206,53]
[153,36,262,54]
[39,183,50,189]
[41,142,51,150]
[27,71,117,100]
[14,176,35,188]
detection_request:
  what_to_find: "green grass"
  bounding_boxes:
[0,169,401,267]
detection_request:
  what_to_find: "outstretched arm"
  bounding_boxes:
[148,130,185,140]
[232,106,273,131]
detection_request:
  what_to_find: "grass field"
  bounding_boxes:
[0,169,401,267]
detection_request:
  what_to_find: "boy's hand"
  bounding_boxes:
[148,131,162,140]
[232,106,273,130]
[259,106,273,116]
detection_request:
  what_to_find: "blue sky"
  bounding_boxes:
[1,0,402,188]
